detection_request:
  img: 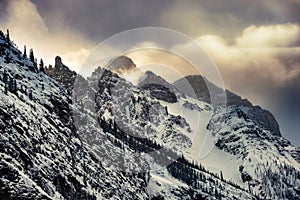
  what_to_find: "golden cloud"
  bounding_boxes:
[236,24,300,48]
[196,23,300,105]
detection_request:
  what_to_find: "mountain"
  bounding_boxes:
[1,30,300,199]
[46,57,300,199]
[174,75,281,136]
[0,31,148,200]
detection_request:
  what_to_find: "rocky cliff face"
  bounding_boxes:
[45,56,77,94]
[174,75,281,136]
[207,105,300,199]
[138,71,181,103]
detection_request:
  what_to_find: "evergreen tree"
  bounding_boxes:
[220,171,224,181]
[28,89,33,100]
[4,74,8,94]
[6,29,10,42]
[12,79,17,93]
[29,48,35,63]
[7,77,17,93]
[34,58,38,69]
[4,83,8,95]
[0,30,4,38]
[23,45,27,58]
[39,59,44,73]
[3,70,8,84]
[4,51,11,64]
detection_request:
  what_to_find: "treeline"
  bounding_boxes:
[99,117,163,153]
[0,29,45,73]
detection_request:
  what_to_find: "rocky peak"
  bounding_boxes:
[173,75,220,103]
[45,55,77,93]
[138,71,181,103]
[139,71,167,86]
[54,56,62,69]
[107,55,136,74]
[174,75,281,136]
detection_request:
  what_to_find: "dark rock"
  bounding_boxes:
[141,83,177,103]
[45,55,77,94]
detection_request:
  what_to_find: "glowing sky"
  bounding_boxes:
[0,0,299,145]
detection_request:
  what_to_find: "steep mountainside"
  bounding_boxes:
[59,56,300,199]
[0,31,148,200]
[207,106,300,199]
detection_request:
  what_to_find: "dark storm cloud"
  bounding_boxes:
[32,0,300,42]
[32,0,171,41]
[159,0,300,39]
[258,55,300,145]
[0,0,9,20]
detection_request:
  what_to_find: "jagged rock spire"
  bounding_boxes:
[55,55,63,69]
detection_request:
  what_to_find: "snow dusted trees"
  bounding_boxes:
[24,45,42,72]
[1,69,20,95]
[0,30,44,73]
[29,48,38,71]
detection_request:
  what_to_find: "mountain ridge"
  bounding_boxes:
[1,30,300,199]
[174,75,281,136]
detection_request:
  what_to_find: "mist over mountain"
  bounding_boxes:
[1,30,300,200]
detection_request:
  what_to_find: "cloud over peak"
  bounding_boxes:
[197,23,300,85]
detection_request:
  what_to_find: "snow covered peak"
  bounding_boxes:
[104,55,145,85]
[138,70,185,103]
[207,105,300,199]
[174,75,281,136]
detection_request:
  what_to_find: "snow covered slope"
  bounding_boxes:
[174,75,281,136]
[207,106,300,199]
[0,31,148,200]
[1,30,300,200]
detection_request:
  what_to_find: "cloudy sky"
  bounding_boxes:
[0,0,299,145]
